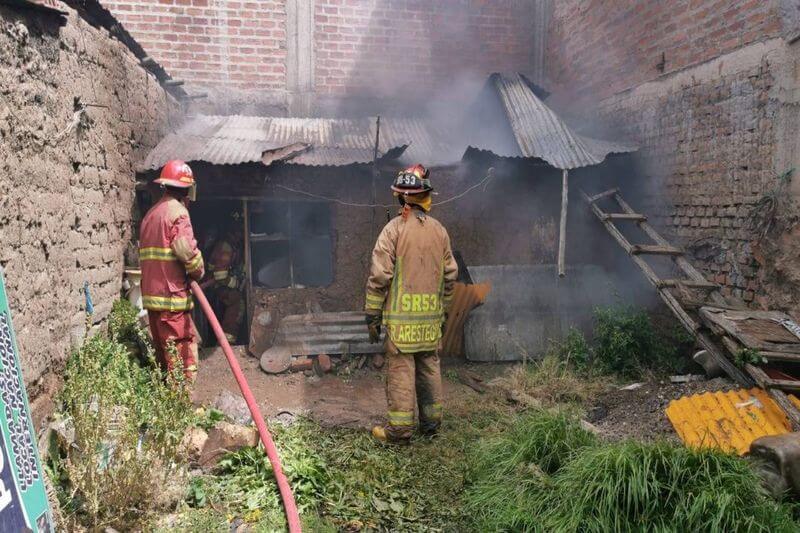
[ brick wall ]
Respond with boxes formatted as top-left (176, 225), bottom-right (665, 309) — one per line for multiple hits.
top-left (0, 6), bottom-right (179, 396)
top-left (545, 1), bottom-right (797, 311)
top-left (593, 45), bottom-right (781, 306)
top-left (102, 0), bottom-right (287, 93)
top-left (102, 0), bottom-right (538, 113)
top-left (314, 0), bottom-right (535, 101)
top-left (548, 0), bottom-right (783, 103)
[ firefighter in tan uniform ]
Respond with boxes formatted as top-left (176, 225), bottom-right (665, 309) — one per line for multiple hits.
top-left (365, 164), bottom-right (458, 443)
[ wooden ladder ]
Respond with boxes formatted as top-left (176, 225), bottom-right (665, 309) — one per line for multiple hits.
top-left (582, 188), bottom-right (800, 428)
top-left (582, 188), bottom-right (752, 381)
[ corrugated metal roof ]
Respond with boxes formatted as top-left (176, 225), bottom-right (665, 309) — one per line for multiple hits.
top-left (141, 115), bottom-right (452, 170)
top-left (477, 73), bottom-right (637, 170)
top-left (666, 388), bottom-right (800, 455)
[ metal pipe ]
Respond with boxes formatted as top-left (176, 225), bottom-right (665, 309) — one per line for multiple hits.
top-left (189, 281), bottom-right (302, 533)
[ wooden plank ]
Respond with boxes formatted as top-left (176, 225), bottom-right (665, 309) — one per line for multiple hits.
top-left (745, 364), bottom-right (800, 430)
top-left (630, 244), bottom-right (683, 255)
top-left (587, 188), bottom-right (619, 203)
top-left (558, 170), bottom-right (568, 278)
top-left (602, 213), bottom-right (647, 221)
top-left (700, 307), bottom-right (800, 353)
top-left (657, 279), bottom-right (717, 289)
top-left (755, 351), bottom-right (800, 363)
top-left (243, 199), bottom-right (252, 340)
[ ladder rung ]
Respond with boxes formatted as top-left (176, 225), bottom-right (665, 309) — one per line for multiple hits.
top-left (657, 279), bottom-right (717, 289)
top-left (631, 244), bottom-right (683, 256)
top-left (587, 188), bottom-right (619, 203)
top-left (602, 213), bottom-right (647, 221)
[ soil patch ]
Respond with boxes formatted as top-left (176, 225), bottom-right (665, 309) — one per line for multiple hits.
top-left (589, 377), bottom-right (735, 442)
top-left (192, 348), bottom-right (504, 429)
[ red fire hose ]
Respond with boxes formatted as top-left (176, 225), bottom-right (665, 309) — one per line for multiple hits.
top-left (190, 280), bottom-right (302, 533)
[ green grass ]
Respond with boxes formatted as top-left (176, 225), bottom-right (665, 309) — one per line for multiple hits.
top-left (464, 411), bottom-right (800, 533)
top-left (167, 399), bottom-right (514, 532)
top-left (464, 410), bottom-right (598, 532)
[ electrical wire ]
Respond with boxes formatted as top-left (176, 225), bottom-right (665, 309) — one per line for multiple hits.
top-left (275, 170), bottom-right (494, 208)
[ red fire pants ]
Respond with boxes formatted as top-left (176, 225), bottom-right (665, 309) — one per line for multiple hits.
top-left (148, 310), bottom-right (199, 381)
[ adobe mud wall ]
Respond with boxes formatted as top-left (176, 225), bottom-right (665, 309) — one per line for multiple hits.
top-left (0, 5), bottom-right (180, 399)
top-left (546, 1), bottom-right (800, 317)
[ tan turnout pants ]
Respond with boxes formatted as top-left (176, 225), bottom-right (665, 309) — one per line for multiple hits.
top-left (385, 345), bottom-right (443, 441)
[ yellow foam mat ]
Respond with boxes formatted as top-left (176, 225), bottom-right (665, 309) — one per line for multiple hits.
top-left (666, 388), bottom-right (800, 455)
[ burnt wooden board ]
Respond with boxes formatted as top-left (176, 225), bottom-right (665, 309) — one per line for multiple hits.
top-left (700, 307), bottom-right (800, 355)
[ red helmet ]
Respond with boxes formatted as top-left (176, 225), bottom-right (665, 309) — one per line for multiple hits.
top-left (154, 160), bottom-right (195, 189)
top-left (391, 164), bottom-right (432, 195)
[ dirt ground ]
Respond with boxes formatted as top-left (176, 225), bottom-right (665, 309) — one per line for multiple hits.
top-left (589, 377), bottom-right (735, 442)
top-left (193, 347), bottom-right (501, 430)
top-left (193, 347), bottom-right (735, 443)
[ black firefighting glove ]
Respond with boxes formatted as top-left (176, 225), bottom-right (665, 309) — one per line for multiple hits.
top-left (366, 312), bottom-right (382, 344)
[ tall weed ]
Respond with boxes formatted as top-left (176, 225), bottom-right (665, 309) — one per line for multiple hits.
top-left (593, 307), bottom-right (690, 378)
top-left (53, 300), bottom-right (194, 529)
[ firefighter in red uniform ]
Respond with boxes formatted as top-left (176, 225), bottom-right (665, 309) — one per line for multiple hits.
top-left (140, 160), bottom-right (204, 382)
top-left (206, 223), bottom-right (245, 344)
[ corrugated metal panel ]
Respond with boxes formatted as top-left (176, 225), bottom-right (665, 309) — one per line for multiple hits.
top-left (666, 388), bottom-right (800, 455)
top-left (141, 115), bottom-right (452, 170)
top-left (488, 73), bottom-right (637, 170)
top-left (269, 311), bottom-right (384, 357)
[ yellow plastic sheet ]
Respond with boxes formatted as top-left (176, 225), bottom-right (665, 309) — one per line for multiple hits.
top-left (666, 388), bottom-right (800, 455)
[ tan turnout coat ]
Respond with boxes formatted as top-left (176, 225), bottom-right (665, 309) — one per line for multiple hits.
top-left (365, 210), bottom-right (458, 353)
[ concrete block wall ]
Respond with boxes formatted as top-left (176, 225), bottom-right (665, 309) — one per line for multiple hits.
top-left (545, 1), bottom-right (800, 314)
top-left (102, 0), bottom-right (542, 114)
top-left (0, 6), bottom-right (179, 393)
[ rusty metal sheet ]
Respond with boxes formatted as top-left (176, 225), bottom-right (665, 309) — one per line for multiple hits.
top-left (141, 115), bottom-right (454, 171)
top-left (466, 73), bottom-right (637, 170)
top-left (666, 388), bottom-right (800, 455)
top-left (441, 282), bottom-right (491, 357)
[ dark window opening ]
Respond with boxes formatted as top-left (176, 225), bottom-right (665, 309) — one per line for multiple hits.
top-left (249, 200), bottom-right (333, 288)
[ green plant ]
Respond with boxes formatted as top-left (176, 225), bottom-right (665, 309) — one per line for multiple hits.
top-left (539, 441), bottom-right (798, 532)
top-left (52, 301), bottom-right (194, 530)
top-left (549, 327), bottom-right (593, 371)
top-left (593, 307), bottom-right (686, 378)
top-left (735, 347), bottom-right (767, 368)
top-left (464, 410), bottom-right (598, 531)
top-left (196, 408), bottom-right (225, 431)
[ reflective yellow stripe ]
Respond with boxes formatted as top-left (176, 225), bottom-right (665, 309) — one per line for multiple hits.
top-left (365, 291), bottom-right (385, 310)
top-left (421, 403), bottom-right (443, 421)
top-left (384, 313), bottom-right (444, 323)
top-left (142, 295), bottom-right (193, 311)
top-left (392, 341), bottom-right (438, 353)
top-left (388, 411), bottom-right (414, 426)
top-left (186, 253), bottom-right (203, 273)
top-left (213, 270), bottom-right (229, 280)
top-left (140, 247), bottom-right (176, 261)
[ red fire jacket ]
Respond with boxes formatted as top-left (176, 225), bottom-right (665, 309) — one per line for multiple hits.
top-left (139, 196), bottom-right (204, 311)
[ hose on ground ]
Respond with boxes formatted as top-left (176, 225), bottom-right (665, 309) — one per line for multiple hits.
top-left (190, 280), bottom-right (302, 533)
